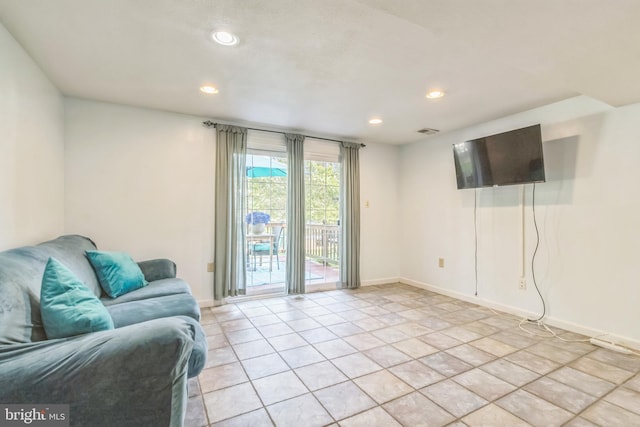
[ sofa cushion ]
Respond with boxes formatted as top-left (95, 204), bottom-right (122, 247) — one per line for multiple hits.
top-left (41, 257), bottom-right (114, 339)
top-left (106, 294), bottom-right (201, 328)
top-left (86, 251), bottom-right (148, 298)
top-left (100, 278), bottom-right (192, 307)
top-left (137, 259), bottom-right (177, 282)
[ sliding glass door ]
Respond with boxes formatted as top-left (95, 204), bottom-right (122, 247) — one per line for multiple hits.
top-left (244, 153), bottom-right (288, 295)
top-left (304, 141), bottom-right (341, 290)
top-left (240, 135), bottom-right (341, 296)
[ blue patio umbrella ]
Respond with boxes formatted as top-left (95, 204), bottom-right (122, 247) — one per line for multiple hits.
top-left (246, 155), bottom-right (287, 178)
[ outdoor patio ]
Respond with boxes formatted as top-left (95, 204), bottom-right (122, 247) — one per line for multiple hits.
top-left (245, 223), bottom-right (340, 294)
top-left (246, 257), bottom-right (340, 294)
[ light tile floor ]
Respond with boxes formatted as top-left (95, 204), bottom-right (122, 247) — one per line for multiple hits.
top-left (186, 283), bottom-right (640, 426)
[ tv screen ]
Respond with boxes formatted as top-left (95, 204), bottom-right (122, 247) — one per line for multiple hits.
top-left (453, 124), bottom-right (545, 189)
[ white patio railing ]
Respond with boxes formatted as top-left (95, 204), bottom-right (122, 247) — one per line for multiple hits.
top-left (267, 223), bottom-right (339, 265)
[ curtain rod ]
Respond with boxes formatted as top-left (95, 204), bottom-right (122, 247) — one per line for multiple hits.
top-left (202, 121), bottom-right (366, 147)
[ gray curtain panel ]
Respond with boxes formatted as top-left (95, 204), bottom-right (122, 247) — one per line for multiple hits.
top-left (340, 142), bottom-right (361, 289)
top-left (214, 124), bottom-right (248, 300)
top-left (285, 133), bottom-right (306, 294)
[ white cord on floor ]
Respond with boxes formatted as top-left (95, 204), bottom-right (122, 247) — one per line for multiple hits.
top-left (489, 308), bottom-right (640, 355)
top-left (518, 318), bottom-right (591, 342)
top-left (518, 318), bottom-right (640, 356)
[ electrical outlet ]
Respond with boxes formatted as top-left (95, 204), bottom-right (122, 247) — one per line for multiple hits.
top-left (438, 258), bottom-right (445, 268)
top-left (207, 262), bottom-right (214, 272)
top-left (519, 277), bottom-right (526, 290)
top-left (364, 200), bottom-right (370, 208)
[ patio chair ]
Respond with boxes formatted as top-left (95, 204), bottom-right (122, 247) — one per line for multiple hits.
top-left (249, 225), bottom-right (284, 271)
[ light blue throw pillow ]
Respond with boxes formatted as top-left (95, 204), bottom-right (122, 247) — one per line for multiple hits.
top-left (86, 250), bottom-right (148, 298)
top-left (41, 257), bottom-right (114, 339)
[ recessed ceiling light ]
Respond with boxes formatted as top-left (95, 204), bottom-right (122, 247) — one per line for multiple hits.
top-left (211, 31), bottom-right (239, 46)
top-left (200, 85), bottom-right (219, 94)
top-left (426, 90), bottom-right (445, 99)
top-left (369, 118), bottom-right (383, 125)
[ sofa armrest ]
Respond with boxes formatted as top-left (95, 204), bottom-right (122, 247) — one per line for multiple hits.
top-left (0, 317), bottom-right (194, 427)
top-left (137, 258), bottom-right (177, 281)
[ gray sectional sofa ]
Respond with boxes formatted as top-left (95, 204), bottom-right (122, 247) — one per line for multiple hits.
top-left (0, 235), bottom-right (207, 426)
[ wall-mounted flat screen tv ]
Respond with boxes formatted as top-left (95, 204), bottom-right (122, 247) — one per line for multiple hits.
top-left (453, 124), bottom-right (545, 189)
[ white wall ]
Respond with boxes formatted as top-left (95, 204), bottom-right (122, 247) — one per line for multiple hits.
top-left (398, 96), bottom-right (640, 347)
top-left (0, 23), bottom-right (64, 249)
top-left (360, 142), bottom-right (400, 283)
top-left (64, 99), bottom-right (215, 301)
top-left (64, 99), bottom-right (401, 302)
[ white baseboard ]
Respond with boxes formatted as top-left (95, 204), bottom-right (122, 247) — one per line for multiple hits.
top-left (399, 277), bottom-right (537, 318)
top-left (361, 277), bottom-right (401, 287)
top-left (399, 277), bottom-right (640, 352)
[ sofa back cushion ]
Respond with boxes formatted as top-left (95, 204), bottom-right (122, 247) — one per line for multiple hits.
top-left (0, 235), bottom-right (100, 344)
top-left (0, 247), bottom-right (49, 344)
top-left (38, 235), bottom-right (101, 297)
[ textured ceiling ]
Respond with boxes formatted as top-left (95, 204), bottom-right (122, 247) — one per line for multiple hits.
top-left (1, 0), bottom-right (639, 144)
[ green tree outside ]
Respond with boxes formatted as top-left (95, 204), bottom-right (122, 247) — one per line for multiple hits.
top-left (245, 156), bottom-right (340, 226)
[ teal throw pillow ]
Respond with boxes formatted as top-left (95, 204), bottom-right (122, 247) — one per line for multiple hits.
top-left (41, 257), bottom-right (114, 339)
top-left (86, 250), bottom-right (148, 298)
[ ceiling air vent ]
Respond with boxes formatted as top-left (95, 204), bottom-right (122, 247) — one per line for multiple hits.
top-left (417, 128), bottom-right (440, 135)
